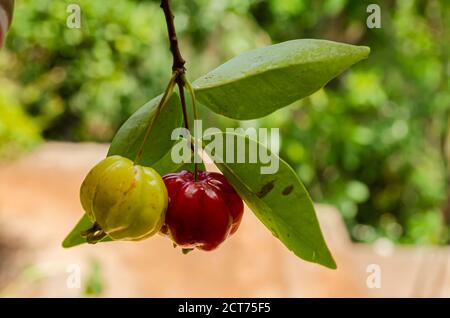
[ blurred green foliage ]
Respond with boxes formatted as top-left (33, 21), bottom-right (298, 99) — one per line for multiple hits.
top-left (1, 0), bottom-right (449, 245)
top-left (84, 259), bottom-right (103, 297)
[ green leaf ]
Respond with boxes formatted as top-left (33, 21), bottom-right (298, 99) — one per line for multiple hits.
top-left (204, 132), bottom-right (336, 268)
top-left (193, 39), bottom-right (370, 120)
top-left (63, 92), bottom-right (184, 248)
top-left (62, 214), bottom-right (112, 248)
top-left (108, 92), bottom-right (183, 165)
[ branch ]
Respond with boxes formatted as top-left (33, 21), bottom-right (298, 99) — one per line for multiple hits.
top-left (160, 0), bottom-right (199, 179)
top-left (160, 0), bottom-right (186, 75)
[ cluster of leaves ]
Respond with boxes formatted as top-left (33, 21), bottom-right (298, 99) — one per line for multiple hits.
top-left (2, 0), bottom-right (450, 246)
top-left (64, 38), bottom-right (369, 269)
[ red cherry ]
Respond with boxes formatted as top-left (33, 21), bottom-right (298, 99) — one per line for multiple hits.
top-left (162, 170), bottom-right (244, 251)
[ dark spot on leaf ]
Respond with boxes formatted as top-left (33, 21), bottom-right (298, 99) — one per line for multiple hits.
top-left (256, 180), bottom-right (275, 198)
top-left (282, 185), bottom-right (294, 196)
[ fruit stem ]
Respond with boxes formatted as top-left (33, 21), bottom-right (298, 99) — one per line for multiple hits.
top-left (183, 76), bottom-right (199, 122)
top-left (134, 71), bottom-right (178, 164)
top-left (160, 0), bottom-right (200, 181)
top-left (177, 81), bottom-right (199, 181)
top-left (183, 76), bottom-right (200, 181)
top-left (177, 82), bottom-right (191, 138)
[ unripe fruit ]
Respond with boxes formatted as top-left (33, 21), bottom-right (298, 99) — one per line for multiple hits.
top-left (80, 155), bottom-right (168, 243)
top-left (162, 170), bottom-right (244, 251)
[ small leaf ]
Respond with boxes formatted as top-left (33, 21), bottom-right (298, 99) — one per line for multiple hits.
top-left (204, 132), bottom-right (336, 268)
top-left (193, 39), bottom-right (370, 120)
top-left (62, 214), bottom-right (111, 248)
top-left (108, 92), bottom-right (183, 165)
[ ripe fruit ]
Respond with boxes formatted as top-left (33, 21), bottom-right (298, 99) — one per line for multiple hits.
top-left (162, 170), bottom-right (244, 251)
top-left (80, 155), bottom-right (168, 243)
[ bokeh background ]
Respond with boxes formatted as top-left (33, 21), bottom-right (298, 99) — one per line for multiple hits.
top-left (1, 0), bottom-right (450, 297)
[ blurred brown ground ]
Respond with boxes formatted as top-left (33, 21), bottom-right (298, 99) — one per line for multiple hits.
top-left (0, 142), bottom-right (449, 297)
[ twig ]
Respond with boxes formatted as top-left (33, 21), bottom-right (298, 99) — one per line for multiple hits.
top-left (160, 0), bottom-right (186, 75)
top-left (134, 71), bottom-right (179, 164)
top-left (183, 75), bottom-right (199, 121)
top-left (160, 0), bottom-right (199, 179)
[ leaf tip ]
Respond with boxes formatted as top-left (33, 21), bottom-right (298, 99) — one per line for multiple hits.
top-left (326, 258), bottom-right (338, 270)
top-left (357, 45), bottom-right (371, 60)
top-left (61, 239), bottom-right (72, 249)
top-left (318, 251), bottom-right (337, 269)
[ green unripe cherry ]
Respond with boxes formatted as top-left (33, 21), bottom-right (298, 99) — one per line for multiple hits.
top-left (80, 155), bottom-right (168, 243)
